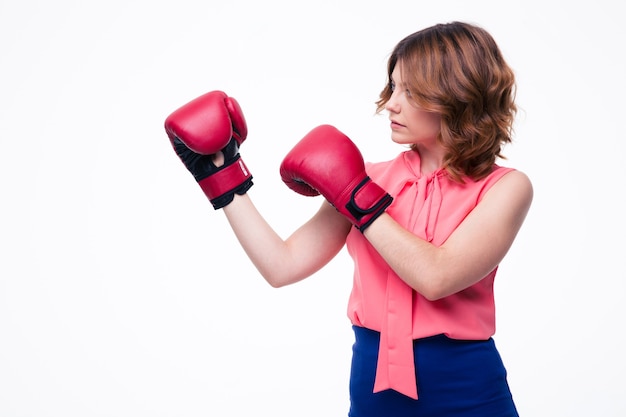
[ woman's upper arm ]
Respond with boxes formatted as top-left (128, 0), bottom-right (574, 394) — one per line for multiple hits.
top-left (223, 194), bottom-right (351, 288)
top-left (359, 170), bottom-right (532, 299)
top-left (282, 201), bottom-right (352, 282)
top-left (439, 170), bottom-right (534, 291)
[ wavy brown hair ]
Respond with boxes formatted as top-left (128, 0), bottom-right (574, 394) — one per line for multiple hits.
top-left (376, 22), bottom-right (517, 182)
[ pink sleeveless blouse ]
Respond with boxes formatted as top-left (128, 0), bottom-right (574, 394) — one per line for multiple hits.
top-left (346, 150), bottom-right (514, 399)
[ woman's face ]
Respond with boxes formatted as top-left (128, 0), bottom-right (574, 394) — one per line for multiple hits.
top-left (385, 65), bottom-right (441, 148)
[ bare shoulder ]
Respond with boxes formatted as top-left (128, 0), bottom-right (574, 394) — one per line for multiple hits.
top-left (482, 169), bottom-right (533, 224)
top-left (501, 169), bottom-right (533, 187)
top-left (493, 169), bottom-right (533, 203)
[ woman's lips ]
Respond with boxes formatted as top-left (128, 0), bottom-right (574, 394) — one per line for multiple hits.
top-left (390, 120), bottom-right (404, 129)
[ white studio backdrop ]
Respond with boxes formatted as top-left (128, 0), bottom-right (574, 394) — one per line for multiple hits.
top-left (1, 0), bottom-right (624, 416)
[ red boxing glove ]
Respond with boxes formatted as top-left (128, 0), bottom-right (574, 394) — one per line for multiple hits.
top-left (280, 125), bottom-right (393, 231)
top-left (164, 91), bottom-right (253, 209)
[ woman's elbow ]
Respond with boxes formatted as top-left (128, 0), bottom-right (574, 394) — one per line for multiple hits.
top-left (419, 286), bottom-right (448, 301)
top-left (266, 278), bottom-right (287, 289)
top-left (261, 272), bottom-right (287, 289)
top-left (262, 270), bottom-right (302, 289)
top-left (417, 274), bottom-right (457, 301)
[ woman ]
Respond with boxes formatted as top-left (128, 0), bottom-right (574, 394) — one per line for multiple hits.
top-left (165, 21), bottom-right (532, 417)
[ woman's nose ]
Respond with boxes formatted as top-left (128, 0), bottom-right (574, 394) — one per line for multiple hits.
top-left (385, 95), bottom-right (400, 113)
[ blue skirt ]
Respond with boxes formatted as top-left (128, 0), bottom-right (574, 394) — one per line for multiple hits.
top-left (349, 326), bottom-right (519, 417)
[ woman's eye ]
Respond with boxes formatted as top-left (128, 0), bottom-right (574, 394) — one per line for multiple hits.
top-left (390, 82), bottom-right (396, 91)
top-left (405, 89), bottom-right (412, 97)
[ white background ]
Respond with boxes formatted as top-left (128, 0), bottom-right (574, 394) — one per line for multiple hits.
top-left (1, 0), bottom-right (624, 416)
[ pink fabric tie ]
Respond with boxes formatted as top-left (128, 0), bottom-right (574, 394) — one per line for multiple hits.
top-left (373, 269), bottom-right (417, 398)
top-left (373, 172), bottom-right (443, 400)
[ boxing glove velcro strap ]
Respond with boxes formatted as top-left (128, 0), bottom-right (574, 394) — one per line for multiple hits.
top-left (198, 156), bottom-right (253, 209)
top-left (344, 177), bottom-right (393, 232)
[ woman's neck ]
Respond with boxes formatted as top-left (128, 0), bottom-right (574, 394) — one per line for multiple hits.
top-left (413, 145), bottom-right (445, 176)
